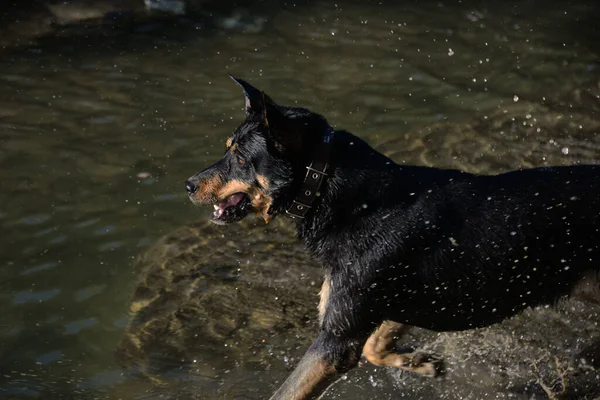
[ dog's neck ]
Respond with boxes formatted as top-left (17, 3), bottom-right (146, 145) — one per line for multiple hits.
top-left (288, 130), bottom-right (445, 261)
top-left (284, 127), bottom-right (335, 219)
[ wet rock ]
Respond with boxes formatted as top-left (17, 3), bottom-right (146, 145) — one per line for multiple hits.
top-left (120, 214), bottom-right (599, 399)
top-left (0, 0), bottom-right (233, 51)
top-left (0, 0), bottom-right (144, 49)
top-left (392, 300), bottom-right (600, 399)
top-left (45, 0), bottom-right (144, 24)
top-left (117, 218), bottom-right (321, 396)
top-left (0, 2), bottom-right (56, 49)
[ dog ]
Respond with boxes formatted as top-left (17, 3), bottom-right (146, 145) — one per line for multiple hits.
top-left (185, 76), bottom-right (600, 400)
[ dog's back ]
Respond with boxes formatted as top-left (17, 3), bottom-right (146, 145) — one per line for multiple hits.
top-left (364, 165), bottom-right (600, 331)
top-left (294, 130), bottom-right (600, 333)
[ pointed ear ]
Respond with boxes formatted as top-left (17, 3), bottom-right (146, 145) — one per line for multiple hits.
top-left (229, 75), bottom-right (272, 118)
top-left (228, 75), bottom-right (303, 155)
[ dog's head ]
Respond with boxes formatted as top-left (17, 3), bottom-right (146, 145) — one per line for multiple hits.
top-left (185, 76), bottom-right (330, 224)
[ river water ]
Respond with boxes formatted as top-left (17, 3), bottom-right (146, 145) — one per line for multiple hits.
top-left (1, 0), bottom-right (599, 399)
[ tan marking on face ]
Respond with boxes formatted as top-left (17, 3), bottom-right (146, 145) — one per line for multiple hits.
top-left (229, 143), bottom-right (238, 153)
top-left (225, 138), bottom-right (232, 148)
top-left (256, 174), bottom-right (270, 191)
top-left (251, 188), bottom-right (273, 223)
top-left (245, 174), bottom-right (273, 223)
top-left (318, 278), bottom-right (331, 325)
top-left (192, 175), bottom-right (223, 203)
top-left (217, 179), bottom-right (252, 199)
top-left (211, 177), bottom-right (274, 224)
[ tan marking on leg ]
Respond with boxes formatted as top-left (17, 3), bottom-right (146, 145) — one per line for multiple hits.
top-left (269, 350), bottom-right (339, 400)
top-left (288, 356), bottom-right (336, 400)
top-left (318, 278), bottom-right (331, 325)
top-left (225, 137), bottom-right (233, 148)
top-left (363, 320), bottom-right (438, 377)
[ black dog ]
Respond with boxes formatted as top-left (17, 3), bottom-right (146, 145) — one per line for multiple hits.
top-left (185, 76), bottom-right (600, 400)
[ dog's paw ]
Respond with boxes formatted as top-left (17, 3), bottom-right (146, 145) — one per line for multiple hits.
top-left (402, 353), bottom-right (444, 378)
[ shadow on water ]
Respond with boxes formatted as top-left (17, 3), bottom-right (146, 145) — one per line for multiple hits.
top-left (0, 0), bottom-right (599, 399)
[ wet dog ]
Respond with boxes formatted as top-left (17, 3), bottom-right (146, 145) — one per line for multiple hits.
top-left (185, 76), bottom-right (600, 400)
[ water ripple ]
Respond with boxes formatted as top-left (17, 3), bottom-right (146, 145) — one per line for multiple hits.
top-left (20, 262), bottom-right (58, 276)
top-left (93, 225), bottom-right (116, 235)
top-left (64, 318), bottom-right (98, 335)
top-left (74, 284), bottom-right (107, 302)
top-left (36, 350), bottom-right (63, 365)
top-left (20, 215), bottom-right (51, 225)
top-left (14, 289), bottom-right (61, 304)
top-left (74, 218), bottom-right (100, 228)
top-left (98, 241), bottom-right (125, 251)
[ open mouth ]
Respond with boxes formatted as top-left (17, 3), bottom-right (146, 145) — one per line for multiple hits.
top-left (211, 192), bottom-right (251, 224)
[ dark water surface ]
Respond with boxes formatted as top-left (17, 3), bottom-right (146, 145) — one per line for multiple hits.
top-left (1, 0), bottom-right (599, 398)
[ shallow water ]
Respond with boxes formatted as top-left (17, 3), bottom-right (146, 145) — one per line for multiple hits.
top-left (1, 0), bottom-right (599, 398)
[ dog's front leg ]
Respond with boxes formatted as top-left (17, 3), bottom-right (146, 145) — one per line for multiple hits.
top-left (269, 330), bottom-right (365, 400)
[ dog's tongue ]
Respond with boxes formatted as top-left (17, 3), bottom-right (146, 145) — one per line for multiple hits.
top-left (224, 193), bottom-right (245, 208)
top-left (213, 193), bottom-right (245, 219)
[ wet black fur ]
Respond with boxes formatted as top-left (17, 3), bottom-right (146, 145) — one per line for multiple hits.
top-left (230, 106), bottom-right (330, 216)
top-left (187, 77), bottom-right (600, 399)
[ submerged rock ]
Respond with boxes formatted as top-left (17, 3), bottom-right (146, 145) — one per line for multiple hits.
top-left (117, 218), bottom-right (322, 397)
top-left (119, 214), bottom-right (599, 399)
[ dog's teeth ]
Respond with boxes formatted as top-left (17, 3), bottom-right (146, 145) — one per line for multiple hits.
top-left (213, 204), bottom-right (219, 210)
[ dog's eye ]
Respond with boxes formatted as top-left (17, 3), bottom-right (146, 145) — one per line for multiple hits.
top-left (236, 155), bottom-right (246, 166)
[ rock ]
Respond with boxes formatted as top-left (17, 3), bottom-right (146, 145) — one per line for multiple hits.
top-left (393, 300), bottom-right (600, 399)
top-left (0, 2), bottom-right (56, 49)
top-left (0, 0), bottom-right (216, 51)
top-left (117, 218), bottom-right (322, 397)
top-left (45, 0), bottom-right (144, 24)
top-left (119, 214), bottom-right (600, 399)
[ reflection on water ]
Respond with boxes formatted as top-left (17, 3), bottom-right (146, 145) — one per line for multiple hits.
top-left (0, 0), bottom-right (599, 398)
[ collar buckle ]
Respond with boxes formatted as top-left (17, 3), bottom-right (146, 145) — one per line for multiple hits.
top-left (286, 128), bottom-right (334, 219)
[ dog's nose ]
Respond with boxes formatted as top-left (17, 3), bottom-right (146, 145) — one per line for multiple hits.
top-left (185, 180), bottom-right (197, 195)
